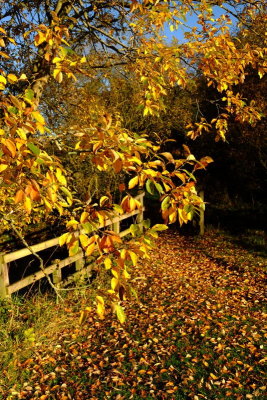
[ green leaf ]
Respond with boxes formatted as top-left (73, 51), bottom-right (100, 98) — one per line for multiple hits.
top-left (24, 88), bottom-right (35, 100)
top-left (69, 240), bottom-right (79, 256)
top-left (113, 204), bottom-right (123, 215)
top-left (36, 157), bottom-right (45, 164)
top-left (60, 186), bottom-right (73, 200)
top-left (130, 224), bottom-right (140, 237)
top-left (161, 196), bottom-right (170, 210)
top-left (81, 222), bottom-right (93, 234)
top-left (153, 224), bottom-right (168, 231)
top-left (182, 169), bottom-right (196, 181)
top-left (146, 179), bottom-right (156, 196)
top-left (27, 142), bottom-right (40, 156)
top-left (7, 106), bottom-right (18, 114)
top-left (130, 286), bottom-right (138, 300)
top-left (143, 219), bottom-right (151, 229)
top-left (60, 46), bottom-right (73, 57)
top-left (155, 182), bottom-right (164, 194)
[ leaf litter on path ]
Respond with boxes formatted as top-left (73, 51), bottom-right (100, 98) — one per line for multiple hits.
top-left (3, 230), bottom-right (266, 400)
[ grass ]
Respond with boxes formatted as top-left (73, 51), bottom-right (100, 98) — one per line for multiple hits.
top-left (0, 228), bottom-right (266, 399)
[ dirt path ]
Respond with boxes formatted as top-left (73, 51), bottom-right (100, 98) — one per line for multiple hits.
top-left (3, 231), bottom-right (266, 400)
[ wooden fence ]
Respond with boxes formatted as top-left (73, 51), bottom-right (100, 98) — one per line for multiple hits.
top-left (0, 193), bottom-right (145, 298)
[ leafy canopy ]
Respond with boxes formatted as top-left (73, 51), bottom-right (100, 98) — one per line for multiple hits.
top-left (0, 0), bottom-right (266, 320)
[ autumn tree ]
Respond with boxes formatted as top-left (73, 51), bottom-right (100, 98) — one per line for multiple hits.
top-left (0, 0), bottom-right (266, 319)
top-left (183, 13), bottom-right (267, 211)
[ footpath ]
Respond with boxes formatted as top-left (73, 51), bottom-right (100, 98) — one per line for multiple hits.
top-left (2, 230), bottom-right (266, 400)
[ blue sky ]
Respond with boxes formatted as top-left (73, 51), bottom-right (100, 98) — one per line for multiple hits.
top-left (163, 5), bottom-right (238, 43)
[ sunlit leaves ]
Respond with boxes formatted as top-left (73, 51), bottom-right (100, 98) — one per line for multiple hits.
top-left (0, 0), bottom-right (265, 327)
top-left (128, 175), bottom-right (139, 189)
top-left (59, 232), bottom-right (70, 246)
top-left (96, 295), bottom-right (105, 320)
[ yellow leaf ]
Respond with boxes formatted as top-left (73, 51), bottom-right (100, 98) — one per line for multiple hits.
top-left (129, 251), bottom-right (138, 266)
top-left (19, 73), bottom-right (27, 80)
top-left (80, 211), bottom-right (89, 224)
top-left (66, 233), bottom-right (74, 244)
top-left (52, 57), bottom-right (62, 64)
top-left (56, 168), bottom-right (67, 185)
top-left (120, 249), bottom-right (127, 260)
top-left (111, 277), bottom-right (119, 290)
top-left (34, 31), bottom-right (47, 46)
top-left (43, 198), bottom-right (53, 212)
top-left (24, 196), bottom-right (32, 214)
top-left (32, 111), bottom-right (45, 125)
top-left (66, 219), bottom-right (79, 229)
top-left (8, 37), bottom-right (16, 45)
top-left (53, 69), bottom-right (63, 83)
top-left (99, 195), bottom-right (109, 207)
top-left (79, 233), bottom-right (90, 248)
top-left (111, 268), bottom-right (119, 279)
top-left (122, 268), bottom-right (131, 279)
top-left (129, 197), bottom-right (136, 211)
top-left (0, 75), bottom-right (7, 84)
top-left (0, 51), bottom-right (9, 60)
top-left (96, 296), bottom-right (105, 319)
top-left (85, 242), bottom-right (95, 256)
top-left (16, 128), bottom-right (27, 140)
top-left (54, 202), bottom-right (63, 215)
top-left (169, 210), bottom-right (177, 223)
top-left (128, 175), bottom-right (139, 189)
top-left (210, 373), bottom-right (218, 380)
top-left (96, 211), bottom-right (105, 226)
top-left (0, 164), bottom-right (8, 172)
top-left (104, 258), bottom-right (112, 269)
top-left (7, 74), bottom-right (18, 84)
top-left (59, 232), bottom-right (69, 246)
top-left (96, 295), bottom-right (104, 305)
top-left (79, 311), bottom-right (85, 325)
top-left (115, 303), bottom-right (126, 324)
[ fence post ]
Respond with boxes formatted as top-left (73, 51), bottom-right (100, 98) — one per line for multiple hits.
top-left (75, 256), bottom-right (85, 273)
top-left (0, 254), bottom-right (10, 299)
top-left (199, 190), bottom-right (205, 236)
top-left (136, 192), bottom-right (144, 231)
top-left (52, 262), bottom-right (62, 287)
top-left (112, 220), bottom-right (120, 234)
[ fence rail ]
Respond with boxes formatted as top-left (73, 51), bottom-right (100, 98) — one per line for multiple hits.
top-left (0, 193), bottom-right (145, 298)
